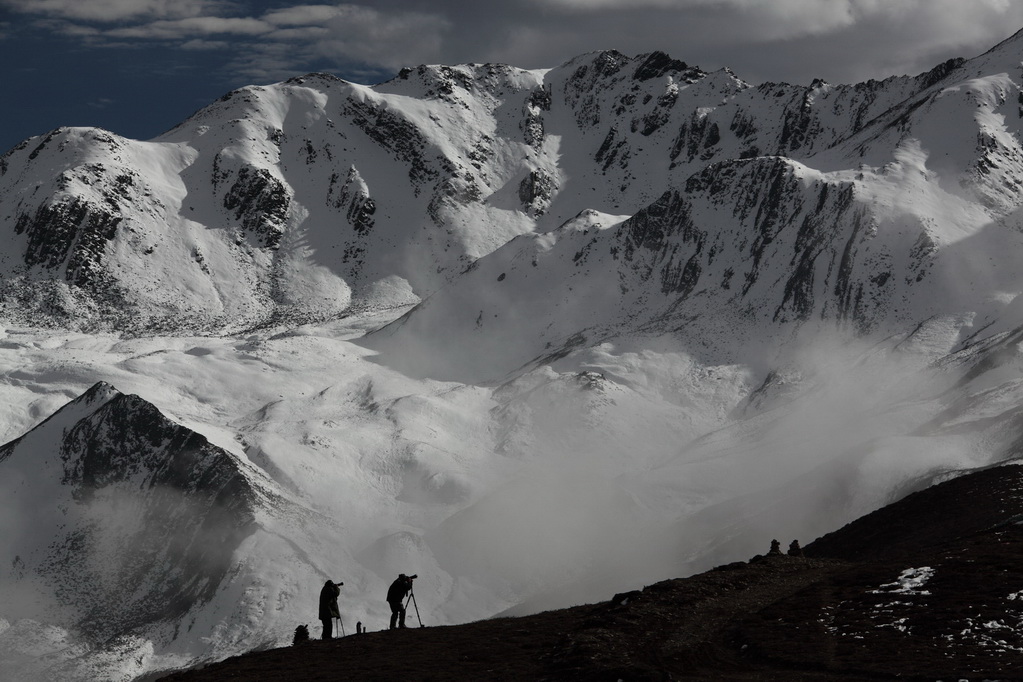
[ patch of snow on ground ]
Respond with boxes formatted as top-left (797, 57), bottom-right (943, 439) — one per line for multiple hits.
top-left (870, 567), bottom-right (935, 596)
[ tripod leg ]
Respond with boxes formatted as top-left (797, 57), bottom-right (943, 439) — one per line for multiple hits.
top-left (339, 616), bottom-right (346, 637)
top-left (411, 591), bottom-right (424, 627)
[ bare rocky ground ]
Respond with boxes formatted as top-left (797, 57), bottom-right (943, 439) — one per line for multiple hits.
top-left (156, 464), bottom-right (1023, 681)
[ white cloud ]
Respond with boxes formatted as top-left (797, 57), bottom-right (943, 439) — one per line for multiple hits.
top-left (48, 21), bottom-right (103, 38)
top-left (311, 5), bottom-right (451, 69)
top-left (106, 16), bottom-right (272, 40)
top-left (4, 0), bottom-right (450, 80)
top-left (179, 38), bottom-right (230, 50)
top-left (230, 3), bottom-right (453, 77)
top-left (265, 26), bottom-right (332, 41)
top-left (263, 4), bottom-right (343, 27)
top-left (523, 0), bottom-right (1023, 46)
top-left (0, 0), bottom-right (229, 22)
top-left (225, 40), bottom-right (305, 81)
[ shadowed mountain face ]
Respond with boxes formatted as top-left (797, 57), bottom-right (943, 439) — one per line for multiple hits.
top-left (156, 462), bottom-right (1023, 681)
top-left (0, 382), bottom-right (280, 678)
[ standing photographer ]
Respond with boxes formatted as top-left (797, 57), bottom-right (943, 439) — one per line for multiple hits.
top-left (318, 579), bottom-right (342, 640)
top-left (386, 573), bottom-right (415, 629)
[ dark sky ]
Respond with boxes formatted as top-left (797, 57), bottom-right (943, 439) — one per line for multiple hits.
top-left (3, 0), bottom-right (1023, 154)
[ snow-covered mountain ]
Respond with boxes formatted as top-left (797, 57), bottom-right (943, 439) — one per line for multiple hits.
top-left (1, 45), bottom-right (1008, 337)
top-left (7, 28), bottom-right (1023, 682)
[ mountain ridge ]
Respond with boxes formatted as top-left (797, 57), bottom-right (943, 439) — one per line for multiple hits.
top-left (1, 40), bottom-right (1013, 340)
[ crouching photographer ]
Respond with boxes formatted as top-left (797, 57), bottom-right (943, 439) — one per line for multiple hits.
top-left (386, 573), bottom-right (418, 629)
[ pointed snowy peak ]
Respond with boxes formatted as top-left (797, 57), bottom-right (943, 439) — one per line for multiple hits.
top-left (631, 50), bottom-right (704, 82)
top-left (0, 380), bottom-right (119, 462)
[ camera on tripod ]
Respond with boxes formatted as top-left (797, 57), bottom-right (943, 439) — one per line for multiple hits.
top-left (401, 574), bottom-right (424, 628)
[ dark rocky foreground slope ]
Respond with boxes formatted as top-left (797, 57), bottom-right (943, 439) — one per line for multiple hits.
top-left (156, 462), bottom-right (1023, 681)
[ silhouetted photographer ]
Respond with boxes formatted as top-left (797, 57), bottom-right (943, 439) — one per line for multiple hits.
top-left (386, 573), bottom-right (417, 629)
top-left (319, 579), bottom-right (343, 640)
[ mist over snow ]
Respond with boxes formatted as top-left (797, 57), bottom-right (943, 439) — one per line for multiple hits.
top-left (7, 32), bottom-right (1023, 681)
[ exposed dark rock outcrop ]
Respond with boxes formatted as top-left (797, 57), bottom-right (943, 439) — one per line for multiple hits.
top-left (518, 169), bottom-right (557, 218)
top-left (15, 198), bottom-right (121, 275)
top-left (222, 166), bottom-right (291, 249)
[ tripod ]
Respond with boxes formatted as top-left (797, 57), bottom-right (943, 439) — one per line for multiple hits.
top-left (404, 587), bottom-right (425, 628)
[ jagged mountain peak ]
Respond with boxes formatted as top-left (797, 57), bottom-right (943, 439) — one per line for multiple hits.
top-left (381, 61), bottom-right (547, 98)
top-left (557, 48), bottom-right (707, 83)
